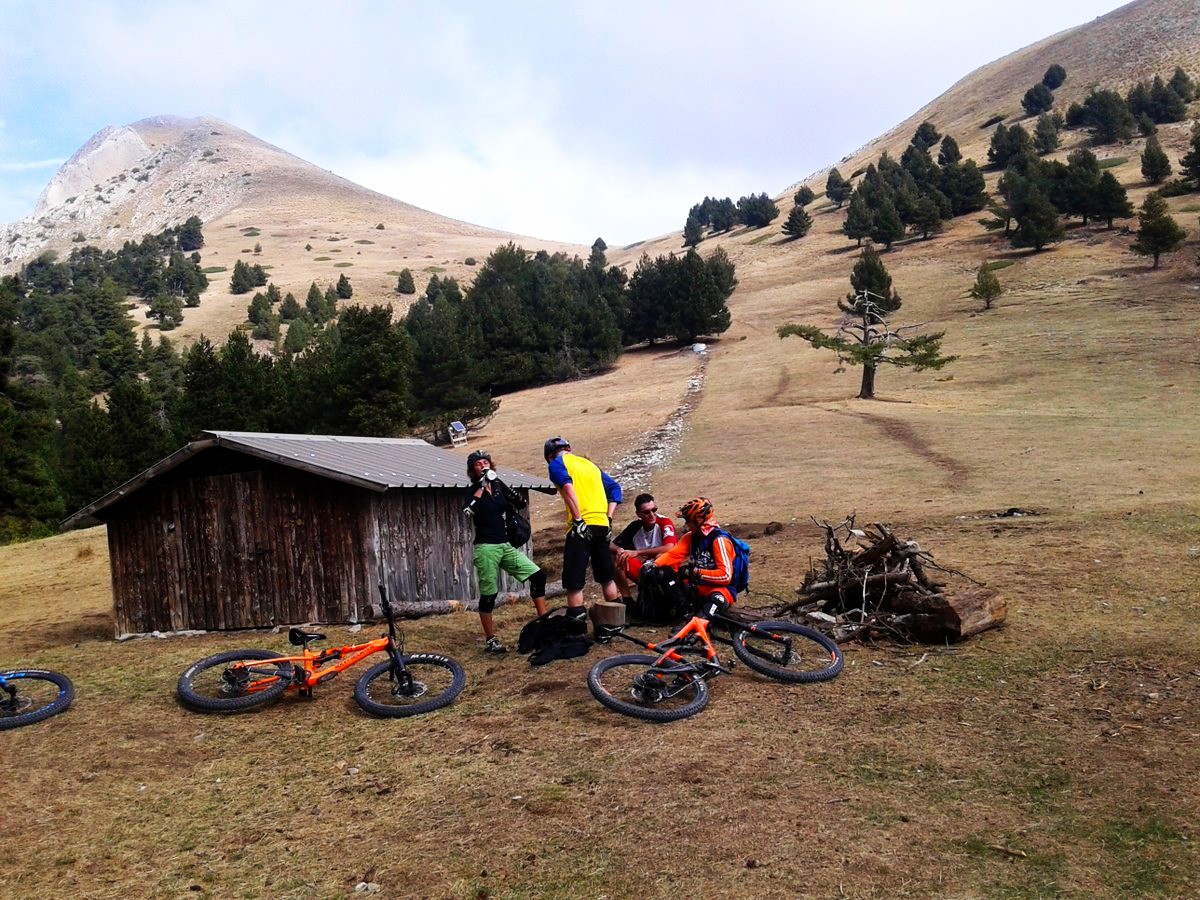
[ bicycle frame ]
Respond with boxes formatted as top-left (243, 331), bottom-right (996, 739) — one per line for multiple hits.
top-left (233, 585), bottom-right (409, 696)
top-left (601, 608), bottom-right (801, 679)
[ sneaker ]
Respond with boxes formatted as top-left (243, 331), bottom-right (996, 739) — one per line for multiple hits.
top-left (484, 635), bottom-right (508, 654)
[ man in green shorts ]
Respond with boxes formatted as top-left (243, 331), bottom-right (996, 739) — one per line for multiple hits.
top-left (464, 450), bottom-right (548, 653)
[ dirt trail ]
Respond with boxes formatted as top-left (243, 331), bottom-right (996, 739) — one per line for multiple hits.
top-left (608, 354), bottom-right (707, 493)
top-left (829, 406), bottom-right (971, 486)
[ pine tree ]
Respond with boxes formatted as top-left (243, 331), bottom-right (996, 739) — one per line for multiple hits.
top-left (280, 293), bottom-right (302, 321)
top-left (683, 214), bottom-right (704, 248)
top-left (826, 168), bottom-right (852, 207)
top-left (177, 216), bottom-right (204, 252)
top-left (969, 262), bottom-right (1004, 310)
top-left (336, 273), bottom-right (353, 299)
top-left (306, 282), bottom-right (327, 323)
top-left (1034, 114), bottom-right (1061, 155)
top-left (1169, 67), bottom-right (1197, 102)
top-left (1011, 185), bottom-right (1065, 251)
top-left (736, 192), bottom-right (780, 228)
top-left (793, 185), bottom-right (816, 207)
top-left (1131, 191), bottom-right (1186, 268)
top-left (778, 243), bottom-right (952, 400)
top-left (1022, 83), bottom-right (1055, 117)
top-left (1093, 171), bottom-right (1134, 229)
top-left (1082, 89), bottom-right (1136, 144)
top-left (937, 135), bottom-right (962, 167)
top-left (869, 197), bottom-right (905, 249)
top-left (911, 196), bottom-right (943, 239)
top-left (842, 191), bottom-right (873, 246)
top-left (324, 285), bottom-right (339, 319)
top-left (782, 204), bottom-right (813, 239)
top-left (911, 121), bottom-right (941, 152)
top-left (247, 292), bottom-right (272, 325)
top-left (845, 243), bottom-right (901, 313)
top-left (396, 268), bottom-right (416, 294)
top-left (282, 317), bottom-right (312, 354)
top-left (1179, 122), bottom-right (1200, 184)
top-left (1042, 64), bottom-right (1067, 89)
top-left (229, 259), bottom-right (255, 294)
top-left (147, 293), bottom-right (184, 329)
top-left (1141, 135), bottom-right (1172, 184)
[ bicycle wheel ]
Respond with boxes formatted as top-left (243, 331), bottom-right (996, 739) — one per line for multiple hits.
top-left (354, 653), bottom-right (466, 718)
top-left (177, 649), bottom-right (294, 713)
top-left (731, 621), bottom-right (843, 683)
top-left (0, 670), bottom-right (74, 730)
top-left (587, 653), bottom-right (710, 722)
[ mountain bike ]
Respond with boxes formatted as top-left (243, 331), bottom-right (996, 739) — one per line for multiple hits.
top-left (589, 589), bottom-right (843, 722)
top-left (0, 668), bottom-right (75, 730)
top-left (177, 585), bottom-right (466, 717)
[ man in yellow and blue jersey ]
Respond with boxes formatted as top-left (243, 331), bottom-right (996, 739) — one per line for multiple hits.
top-left (543, 436), bottom-right (622, 632)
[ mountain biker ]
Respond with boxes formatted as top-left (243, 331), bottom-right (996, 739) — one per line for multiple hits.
top-left (647, 497), bottom-right (737, 608)
top-left (609, 492), bottom-right (677, 601)
top-left (463, 450), bottom-right (548, 653)
top-left (543, 436), bottom-right (623, 633)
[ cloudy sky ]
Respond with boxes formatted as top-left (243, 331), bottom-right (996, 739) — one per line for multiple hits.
top-left (1, 1), bottom-right (1130, 245)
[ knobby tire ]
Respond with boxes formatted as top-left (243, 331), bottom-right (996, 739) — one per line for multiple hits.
top-left (0, 670), bottom-right (74, 730)
top-left (354, 653), bottom-right (466, 718)
top-left (177, 648), bottom-right (294, 713)
top-left (731, 621), bottom-right (844, 683)
top-left (587, 653), bottom-right (710, 722)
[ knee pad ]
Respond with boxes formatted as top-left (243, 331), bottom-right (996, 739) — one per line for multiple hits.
top-left (478, 592), bottom-right (498, 614)
top-left (528, 568), bottom-right (547, 599)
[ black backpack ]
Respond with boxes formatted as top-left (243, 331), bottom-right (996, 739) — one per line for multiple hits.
top-left (631, 566), bottom-right (690, 624)
top-left (517, 608), bottom-right (592, 665)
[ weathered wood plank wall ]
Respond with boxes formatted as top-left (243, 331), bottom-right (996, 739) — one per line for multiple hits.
top-left (106, 462), bottom-right (532, 635)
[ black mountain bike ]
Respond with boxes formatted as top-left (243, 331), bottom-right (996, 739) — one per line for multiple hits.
top-left (178, 585), bottom-right (466, 718)
top-left (0, 668), bottom-right (75, 730)
top-left (589, 592), bottom-right (843, 722)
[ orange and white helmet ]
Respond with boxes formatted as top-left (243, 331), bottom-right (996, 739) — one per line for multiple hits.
top-left (679, 497), bottom-right (714, 526)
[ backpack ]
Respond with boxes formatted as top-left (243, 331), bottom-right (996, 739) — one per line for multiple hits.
top-left (698, 528), bottom-right (751, 596)
top-left (632, 566), bottom-right (690, 624)
top-left (517, 608), bottom-right (592, 665)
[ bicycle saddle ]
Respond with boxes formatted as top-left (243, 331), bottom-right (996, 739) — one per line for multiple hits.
top-left (288, 627), bottom-right (327, 646)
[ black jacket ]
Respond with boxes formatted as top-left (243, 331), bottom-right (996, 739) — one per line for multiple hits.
top-left (463, 478), bottom-right (525, 545)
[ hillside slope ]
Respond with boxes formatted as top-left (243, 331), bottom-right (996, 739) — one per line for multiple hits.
top-left (480, 0), bottom-right (1200, 532)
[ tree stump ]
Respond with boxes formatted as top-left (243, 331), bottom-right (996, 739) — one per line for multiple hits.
top-left (589, 600), bottom-right (626, 632)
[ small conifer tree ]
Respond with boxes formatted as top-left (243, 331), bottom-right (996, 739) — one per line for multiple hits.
top-left (396, 269), bottom-right (416, 294)
top-left (1132, 191), bottom-right (1186, 268)
top-left (782, 204), bottom-right (813, 239)
top-left (969, 262), bottom-right (1004, 310)
top-left (1141, 135), bottom-right (1172, 184)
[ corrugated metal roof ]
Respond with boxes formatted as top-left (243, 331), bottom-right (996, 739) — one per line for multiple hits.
top-left (61, 431), bottom-right (554, 529)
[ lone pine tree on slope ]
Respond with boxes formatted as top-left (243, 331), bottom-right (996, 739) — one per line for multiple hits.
top-left (777, 243), bottom-right (955, 399)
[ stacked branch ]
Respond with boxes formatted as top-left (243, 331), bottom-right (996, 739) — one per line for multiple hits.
top-left (778, 515), bottom-right (1005, 644)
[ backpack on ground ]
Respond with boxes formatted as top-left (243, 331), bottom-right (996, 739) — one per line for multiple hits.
top-left (517, 608), bottom-right (593, 664)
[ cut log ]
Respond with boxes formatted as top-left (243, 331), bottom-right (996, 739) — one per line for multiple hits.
top-left (589, 600), bottom-right (626, 630)
top-left (886, 586), bottom-right (1006, 642)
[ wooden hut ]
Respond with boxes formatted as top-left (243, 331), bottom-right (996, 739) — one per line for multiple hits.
top-left (62, 431), bottom-right (554, 636)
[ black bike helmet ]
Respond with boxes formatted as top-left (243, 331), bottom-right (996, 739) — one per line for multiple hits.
top-left (543, 436), bottom-right (571, 461)
top-left (466, 450), bottom-right (493, 480)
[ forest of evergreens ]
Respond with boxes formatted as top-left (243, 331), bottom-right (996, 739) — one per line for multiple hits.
top-left (0, 229), bottom-right (737, 540)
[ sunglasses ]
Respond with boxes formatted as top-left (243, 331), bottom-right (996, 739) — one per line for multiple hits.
top-left (637, 507), bottom-right (657, 515)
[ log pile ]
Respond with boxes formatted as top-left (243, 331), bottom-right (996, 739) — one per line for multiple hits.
top-left (778, 516), bottom-right (1006, 644)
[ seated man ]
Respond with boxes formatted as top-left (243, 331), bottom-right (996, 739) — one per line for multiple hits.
top-left (649, 497), bottom-right (738, 608)
top-left (609, 493), bottom-right (677, 602)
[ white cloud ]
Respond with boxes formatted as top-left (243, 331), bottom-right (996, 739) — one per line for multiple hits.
top-left (0, 158), bottom-right (64, 172)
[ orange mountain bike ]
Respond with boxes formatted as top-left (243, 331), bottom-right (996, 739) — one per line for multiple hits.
top-left (589, 589), bottom-right (843, 722)
top-left (177, 585), bottom-right (465, 718)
